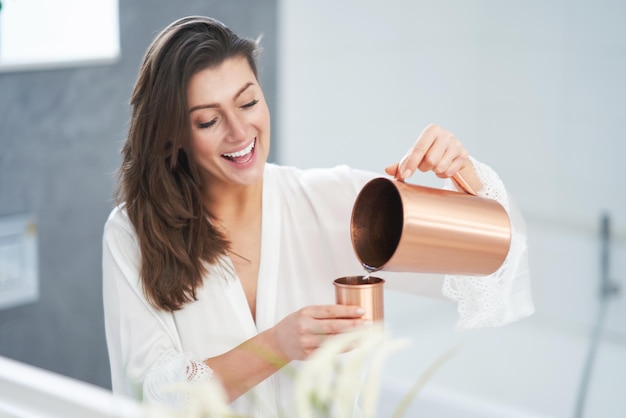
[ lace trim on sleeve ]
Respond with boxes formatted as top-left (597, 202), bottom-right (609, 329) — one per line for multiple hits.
top-left (143, 349), bottom-right (214, 408)
top-left (442, 157), bottom-right (529, 329)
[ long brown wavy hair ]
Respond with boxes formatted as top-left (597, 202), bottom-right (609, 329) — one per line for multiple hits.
top-left (115, 16), bottom-right (261, 311)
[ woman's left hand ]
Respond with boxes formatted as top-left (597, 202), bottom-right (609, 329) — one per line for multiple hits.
top-left (385, 123), bottom-right (471, 181)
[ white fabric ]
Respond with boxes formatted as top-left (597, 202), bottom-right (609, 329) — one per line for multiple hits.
top-left (442, 157), bottom-right (534, 329)
top-left (142, 349), bottom-right (213, 407)
top-left (102, 162), bottom-right (533, 416)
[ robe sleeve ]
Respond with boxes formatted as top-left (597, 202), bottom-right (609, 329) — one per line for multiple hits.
top-left (102, 208), bottom-right (213, 407)
top-left (441, 157), bottom-right (535, 329)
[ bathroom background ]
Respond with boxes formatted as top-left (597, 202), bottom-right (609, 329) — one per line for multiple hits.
top-left (0, 0), bottom-right (278, 392)
top-left (0, 0), bottom-right (624, 417)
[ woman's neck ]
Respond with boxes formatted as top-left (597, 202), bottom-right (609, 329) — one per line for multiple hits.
top-left (205, 180), bottom-right (263, 230)
top-left (205, 180), bottom-right (263, 322)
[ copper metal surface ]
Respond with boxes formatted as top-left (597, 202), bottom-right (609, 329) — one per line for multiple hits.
top-left (350, 178), bottom-right (512, 276)
top-left (451, 172), bottom-right (477, 196)
top-left (334, 276), bottom-right (385, 322)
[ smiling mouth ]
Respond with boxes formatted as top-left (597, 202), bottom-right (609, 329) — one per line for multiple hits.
top-left (221, 138), bottom-right (256, 163)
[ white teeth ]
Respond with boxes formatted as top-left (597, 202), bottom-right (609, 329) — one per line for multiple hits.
top-left (222, 139), bottom-right (255, 158)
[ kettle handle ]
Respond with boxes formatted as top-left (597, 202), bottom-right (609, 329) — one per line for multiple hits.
top-left (451, 172), bottom-right (477, 196)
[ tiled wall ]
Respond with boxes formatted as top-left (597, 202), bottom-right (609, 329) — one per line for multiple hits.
top-left (0, 0), bottom-right (277, 390)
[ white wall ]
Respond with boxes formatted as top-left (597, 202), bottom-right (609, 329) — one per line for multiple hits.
top-left (0, 0), bottom-right (120, 72)
top-left (277, 0), bottom-right (626, 326)
top-left (278, 1), bottom-right (626, 416)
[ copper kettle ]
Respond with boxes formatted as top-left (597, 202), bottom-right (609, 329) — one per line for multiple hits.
top-left (350, 175), bottom-right (511, 276)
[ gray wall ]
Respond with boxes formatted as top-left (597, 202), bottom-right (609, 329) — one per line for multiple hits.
top-left (0, 0), bottom-right (277, 390)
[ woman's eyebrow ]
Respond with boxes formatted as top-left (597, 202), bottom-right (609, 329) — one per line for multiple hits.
top-left (189, 82), bottom-right (255, 113)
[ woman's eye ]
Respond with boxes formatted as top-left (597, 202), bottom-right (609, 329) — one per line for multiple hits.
top-left (198, 119), bottom-right (217, 129)
top-left (241, 99), bottom-right (259, 109)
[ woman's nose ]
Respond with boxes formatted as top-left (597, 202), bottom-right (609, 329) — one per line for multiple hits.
top-left (225, 112), bottom-right (247, 142)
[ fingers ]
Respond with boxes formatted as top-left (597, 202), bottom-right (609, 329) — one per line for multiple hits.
top-left (387, 124), bottom-right (470, 181)
top-left (430, 139), bottom-right (468, 178)
top-left (274, 305), bottom-right (371, 361)
top-left (384, 162), bottom-right (399, 177)
top-left (296, 316), bottom-right (372, 358)
top-left (395, 124), bottom-right (437, 180)
top-left (307, 317), bottom-right (370, 336)
top-left (302, 304), bottom-right (365, 320)
top-left (300, 305), bottom-right (369, 335)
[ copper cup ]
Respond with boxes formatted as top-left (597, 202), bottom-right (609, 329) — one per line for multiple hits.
top-left (351, 177), bottom-right (512, 276)
top-left (334, 276), bottom-right (385, 322)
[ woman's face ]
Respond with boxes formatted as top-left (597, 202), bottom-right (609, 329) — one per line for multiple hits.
top-left (186, 56), bottom-right (270, 192)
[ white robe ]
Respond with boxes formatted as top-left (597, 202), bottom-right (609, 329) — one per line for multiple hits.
top-left (102, 162), bottom-right (534, 416)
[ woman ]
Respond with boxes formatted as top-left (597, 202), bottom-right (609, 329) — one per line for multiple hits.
top-left (102, 15), bottom-right (533, 416)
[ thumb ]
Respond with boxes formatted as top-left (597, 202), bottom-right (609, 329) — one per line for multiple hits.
top-left (384, 163), bottom-right (399, 177)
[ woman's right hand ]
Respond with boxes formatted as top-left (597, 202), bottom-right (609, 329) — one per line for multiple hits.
top-left (271, 305), bottom-right (369, 361)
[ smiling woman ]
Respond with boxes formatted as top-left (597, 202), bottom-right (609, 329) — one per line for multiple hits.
top-left (186, 57), bottom-right (270, 189)
top-left (102, 15), bottom-right (533, 418)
